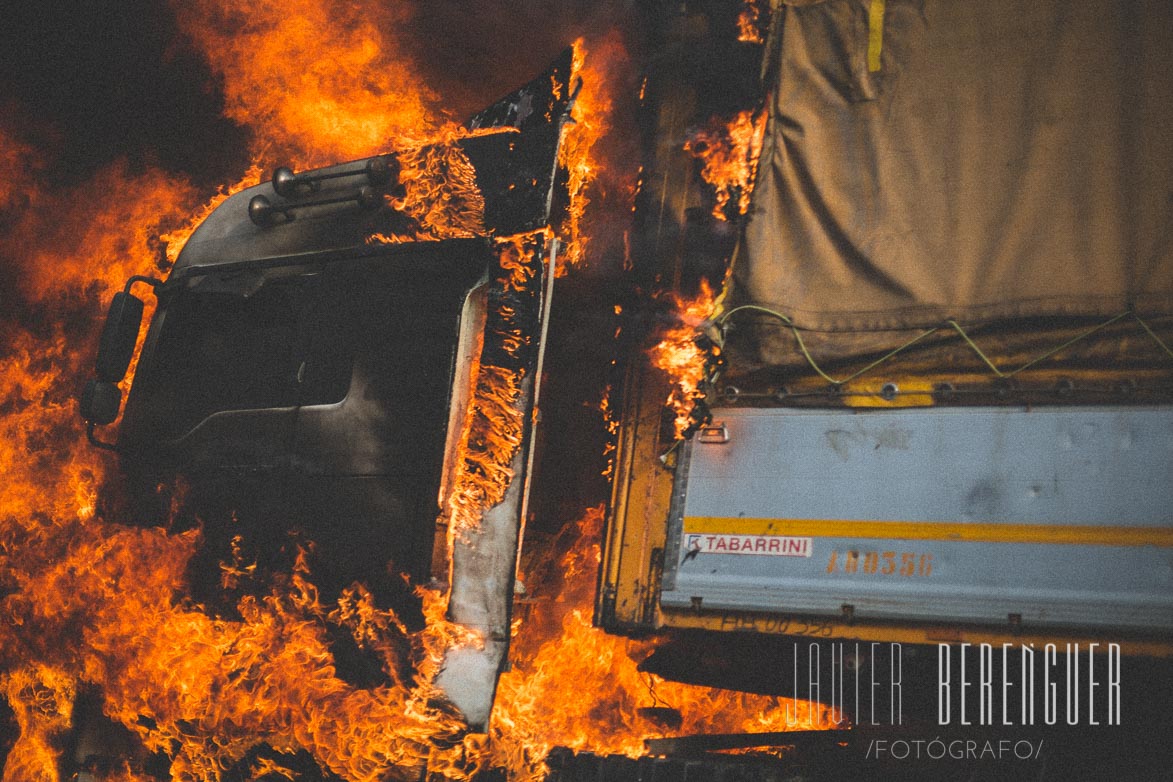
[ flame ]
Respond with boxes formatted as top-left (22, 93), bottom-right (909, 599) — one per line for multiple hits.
top-left (443, 367), bottom-right (526, 539)
top-left (0, 665), bottom-right (76, 782)
top-left (737, 0), bottom-right (767, 45)
top-left (0, 127), bottom-right (209, 542)
top-left (391, 136), bottom-right (487, 240)
top-left (173, 0), bottom-right (440, 168)
top-left (177, 0), bottom-right (494, 247)
top-left (0, 127), bottom-right (43, 215)
top-left (10, 165), bottom-right (196, 304)
top-left (0, 8), bottom-right (822, 781)
top-left (4, 19), bottom-right (595, 775)
top-left (556, 40), bottom-right (600, 270)
top-left (81, 531), bottom-right (475, 781)
top-left (370, 129), bottom-right (493, 244)
top-left (1, 515), bottom-right (478, 781)
top-left (649, 281), bottom-right (719, 438)
top-left (442, 234), bottom-right (543, 543)
top-left (684, 109), bottom-right (767, 222)
top-left (556, 34), bottom-right (636, 272)
top-left (486, 508), bottom-right (839, 781)
top-left (599, 385), bottom-right (619, 479)
top-left (0, 57), bottom-right (485, 782)
top-left (0, 116), bottom-right (496, 782)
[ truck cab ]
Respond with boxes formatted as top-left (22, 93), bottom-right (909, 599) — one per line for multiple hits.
top-left (79, 51), bottom-right (576, 730)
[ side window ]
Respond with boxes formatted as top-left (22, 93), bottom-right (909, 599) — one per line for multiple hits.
top-left (129, 247), bottom-right (482, 447)
top-left (138, 273), bottom-right (353, 440)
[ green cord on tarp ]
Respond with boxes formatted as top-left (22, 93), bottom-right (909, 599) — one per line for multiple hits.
top-left (712, 305), bottom-right (1173, 387)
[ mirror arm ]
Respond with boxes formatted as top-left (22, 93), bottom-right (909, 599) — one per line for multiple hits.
top-left (124, 276), bottom-right (162, 295)
top-left (86, 422), bottom-right (119, 453)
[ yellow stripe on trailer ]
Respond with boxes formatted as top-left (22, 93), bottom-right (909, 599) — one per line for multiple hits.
top-left (683, 517), bottom-right (1173, 548)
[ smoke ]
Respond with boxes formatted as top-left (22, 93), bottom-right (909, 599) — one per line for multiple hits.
top-left (407, 1), bottom-right (640, 119)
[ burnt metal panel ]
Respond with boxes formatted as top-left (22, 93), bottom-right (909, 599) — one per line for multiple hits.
top-left (465, 48), bottom-right (574, 235)
top-left (461, 124), bottom-right (566, 236)
top-left (438, 237), bottom-right (557, 730)
top-left (467, 48), bottom-right (573, 133)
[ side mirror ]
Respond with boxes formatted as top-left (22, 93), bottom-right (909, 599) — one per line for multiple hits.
top-left (80, 379), bottom-right (122, 425)
top-left (96, 291), bottom-right (144, 383)
top-left (81, 276), bottom-right (160, 452)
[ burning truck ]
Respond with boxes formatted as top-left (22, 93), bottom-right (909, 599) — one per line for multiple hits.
top-left (54, 0), bottom-right (1173, 779)
top-left (80, 51), bottom-right (579, 740)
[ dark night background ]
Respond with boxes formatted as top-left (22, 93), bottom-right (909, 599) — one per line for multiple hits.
top-left (1, 2), bottom-right (247, 189)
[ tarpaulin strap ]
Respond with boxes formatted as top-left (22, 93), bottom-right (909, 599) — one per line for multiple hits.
top-left (712, 306), bottom-right (1173, 386)
top-left (945, 313), bottom-right (1130, 378)
top-left (867, 0), bottom-right (886, 72)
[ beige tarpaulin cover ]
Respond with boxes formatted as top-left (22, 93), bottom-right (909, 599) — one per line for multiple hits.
top-left (732, 0), bottom-right (1173, 364)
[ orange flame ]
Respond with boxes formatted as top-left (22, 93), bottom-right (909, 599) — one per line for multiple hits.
top-left (556, 35), bottom-right (635, 272)
top-left (80, 530), bottom-right (476, 781)
top-left (737, 0), bottom-right (767, 45)
top-left (486, 508), bottom-right (839, 780)
top-left (2, 516), bottom-right (485, 780)
top-left (0, 8), bottom-right (819, 782)
top-left (173, 0), bottom-right (440, 168)
top-left (12, 164), bottom-right (197, 304)
top-left (0, 127), bottom-right (43, 215)
top-left (684, 109), bottom-right (767, 222)
top-left (370, 129), bottom-right (495, 245)
top-left (649, 281), bottom-right (718, 438)
top-left (599, 385), bottom-right (619, 480)
top-left (177, 0), bottom-right (495, 248)
top-left (0, 52), bottom-right (486, 782)
top-left (443, 233), bottom-right (544, 544)
top-left (0, 665), bottom-right (76, 782)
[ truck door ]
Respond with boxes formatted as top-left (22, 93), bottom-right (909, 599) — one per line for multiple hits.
top-left (117, 270), bottom-right (309, 605)
top-left (286, 242), bottom-right (488, 609)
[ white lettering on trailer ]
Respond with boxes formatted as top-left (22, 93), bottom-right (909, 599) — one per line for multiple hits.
top-left (685, 533), bottom-right (813, 557)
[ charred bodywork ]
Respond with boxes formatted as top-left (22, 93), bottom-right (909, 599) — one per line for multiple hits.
top-left (81, 50), bottom-right (576, 729)
top-left (120, 239), bottom-right (490, 606)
